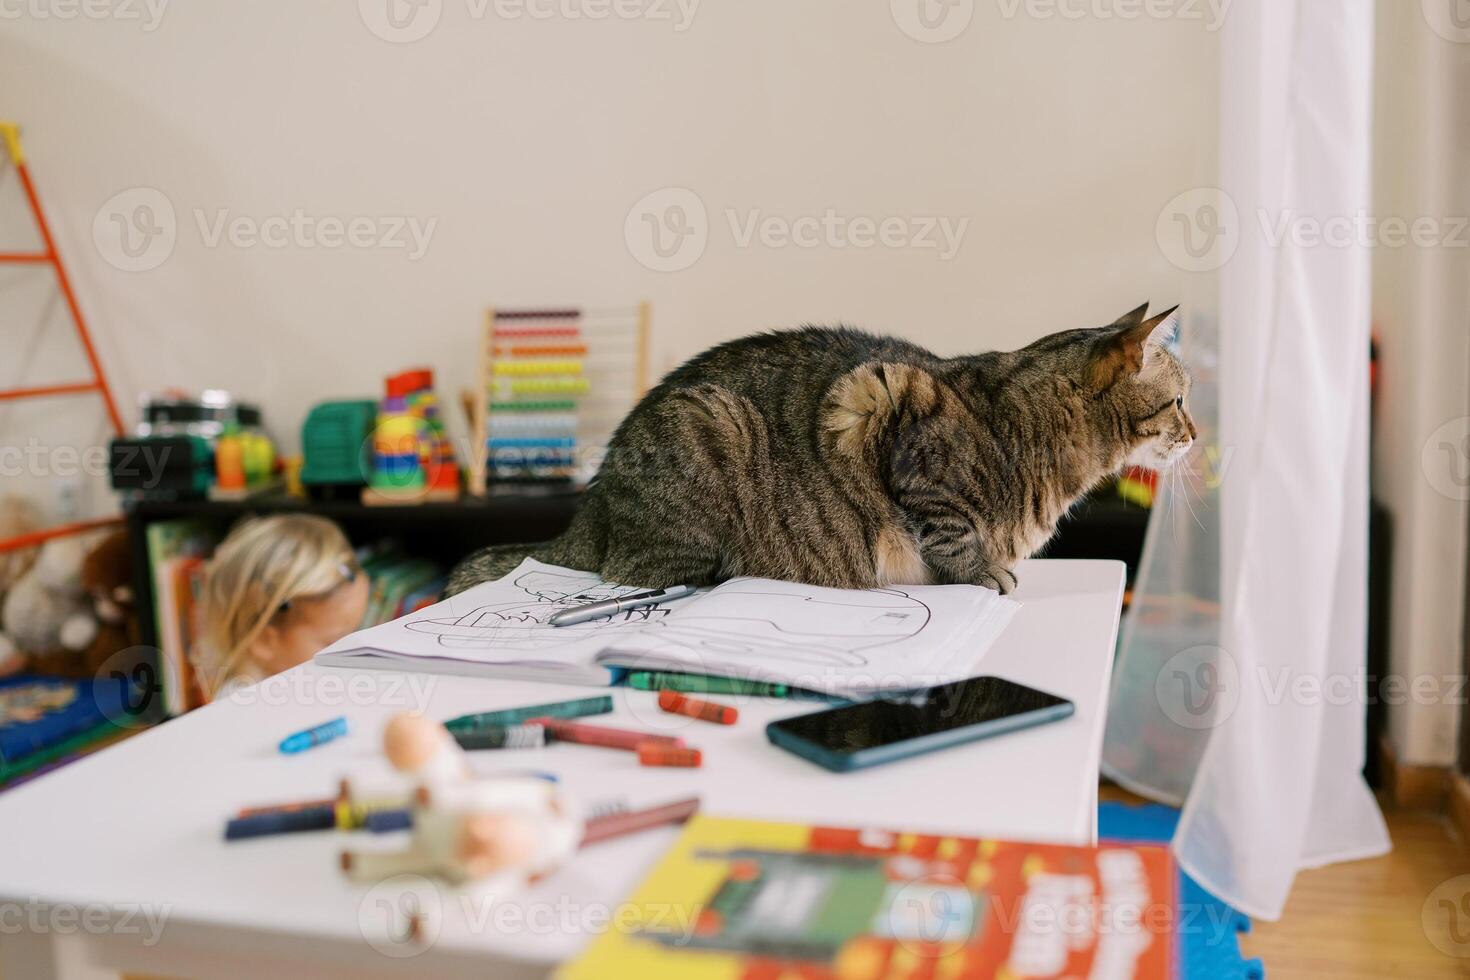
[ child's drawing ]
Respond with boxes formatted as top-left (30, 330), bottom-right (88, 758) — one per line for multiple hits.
top-left (405, 566), bottom-right (670, 651)
top-left (620, 581), bottom-right (932, 667)
top-left (406, 568), bottom-right (933, 668)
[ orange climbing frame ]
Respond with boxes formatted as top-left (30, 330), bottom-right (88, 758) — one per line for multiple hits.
top-left (0, 121), bottom-right (125, 554)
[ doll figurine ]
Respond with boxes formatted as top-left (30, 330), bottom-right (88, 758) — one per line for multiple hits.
top-left (341, 713), bottom-right (581, 888)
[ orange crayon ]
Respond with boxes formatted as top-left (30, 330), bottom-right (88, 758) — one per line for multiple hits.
top-left (637, 742), bottom-right (703, 768)
top-left (657, 689), bottom-right (738, 725)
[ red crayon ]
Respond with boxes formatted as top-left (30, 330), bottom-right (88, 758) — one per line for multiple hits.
top-left (581, 796), bottom-right (702, 846)
top-left (236, 796), bottom-right (339, 819)
top-left (657, 689), bottom-right (738, 725)
top-left (535, 718), bottom-right (684, 753)
top-left (637, 742), bottom-right (703, 768)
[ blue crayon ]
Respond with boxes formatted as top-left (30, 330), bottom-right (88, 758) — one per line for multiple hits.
top-left (278, 716), bottom-right (349, 754)
top-left (225, 805), bottom-right (337, 840)
top-left (365, 808), bottom-right (414, 833)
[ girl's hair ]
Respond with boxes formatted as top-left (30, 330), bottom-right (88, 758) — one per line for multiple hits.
top-left (195, 514), bottom-right (356, 696)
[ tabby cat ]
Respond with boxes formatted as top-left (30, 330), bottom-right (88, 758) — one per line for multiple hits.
top-left (448, 303), bottom-right (1194, 596)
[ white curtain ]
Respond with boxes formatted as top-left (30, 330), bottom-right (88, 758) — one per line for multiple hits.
top-left (1104, 0), bottom-right (1390, 921)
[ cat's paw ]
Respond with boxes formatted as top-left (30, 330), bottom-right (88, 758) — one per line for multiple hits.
top-left (975, 564), bottom-right (1018, 595)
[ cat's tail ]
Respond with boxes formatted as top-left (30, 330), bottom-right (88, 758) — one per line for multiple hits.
top-left (444, 494), bottom-right (610, 596)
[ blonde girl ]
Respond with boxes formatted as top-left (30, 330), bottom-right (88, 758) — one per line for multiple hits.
top-left (195, 514), bottom-right (369, 697)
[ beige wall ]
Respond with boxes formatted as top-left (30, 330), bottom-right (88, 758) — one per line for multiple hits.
top-left (1371, 0), bottom-right (1470, 767)
top-left (0, 0), bottom-right (1218, 522)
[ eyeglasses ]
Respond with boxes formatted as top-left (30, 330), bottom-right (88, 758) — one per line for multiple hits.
top-left (276, 560), bottom-right (360, 617)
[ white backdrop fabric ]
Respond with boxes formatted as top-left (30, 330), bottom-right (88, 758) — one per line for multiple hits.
top-left (1103, 0), bottom-right (1390, 922)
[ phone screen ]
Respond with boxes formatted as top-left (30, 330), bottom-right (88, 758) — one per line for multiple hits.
top-left (770, 676), bottom-right (1071, 754)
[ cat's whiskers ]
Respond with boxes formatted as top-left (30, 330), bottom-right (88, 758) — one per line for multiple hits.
top-left (1173, 450), bottom-right (1207, 533)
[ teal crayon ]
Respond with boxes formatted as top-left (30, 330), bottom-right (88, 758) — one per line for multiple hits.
top-left (278, 716), bottom-right (348, 754)
top-left (445, 695), bottom-right (613, 733)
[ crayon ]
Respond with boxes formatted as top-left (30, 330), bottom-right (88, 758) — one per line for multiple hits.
top-left (278, 716), bottom-right (349, 754)
top-left (236, 796), bottom-right (339, 818)
top-left (365, 808), bottom-right (414, 833)
top-left (445, 695), bottom-right (613, 733)
top-left (225, 801), bottom-right (397, 840)
top-left (627, 671), bottom-right (791, 698)
top-left (535, 718), bottom-right (684, 753)
top-left (581, 797), bottom-right (701, 846)
top-left (583, 798), bottom-right (630, 822)
top-left (452, 723), bottom-right (549, 750)
top-left (636, 743), bottom-right (702, 768)
top-left (226, 805), bottom-right (337, 840)
top-left (657, 690), bottom-right (738, 725)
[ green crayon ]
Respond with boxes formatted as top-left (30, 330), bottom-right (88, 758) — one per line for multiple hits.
top-left (445, 695), bottom-right (613, 733)
top-left (626, 671), bottom-right (791, 698)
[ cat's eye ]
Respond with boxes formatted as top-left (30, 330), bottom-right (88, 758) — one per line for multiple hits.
top-left (1175, 394), bottom-right (1184, 409)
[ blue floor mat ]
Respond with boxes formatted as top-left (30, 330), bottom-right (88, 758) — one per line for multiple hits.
top-left (1098, 802), bottom-right (1264, 980)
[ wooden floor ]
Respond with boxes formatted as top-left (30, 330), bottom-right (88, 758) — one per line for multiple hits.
top-left (1103, 785), bottom-right (1470, 978)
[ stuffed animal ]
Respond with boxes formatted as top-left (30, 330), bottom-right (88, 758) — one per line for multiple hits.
top-left (0, 496), bottom-right (43, 676)
top-left (340, 713), bottom-right (581, 888)
top-left (74, 530), bottom-right (140, 678)
top-left (0, 534), bottom-right (103, 679)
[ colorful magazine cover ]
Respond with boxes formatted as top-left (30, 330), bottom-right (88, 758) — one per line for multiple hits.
top-left (561, 815), bottom-right (1176, 980)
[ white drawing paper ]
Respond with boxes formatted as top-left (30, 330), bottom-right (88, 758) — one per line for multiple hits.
top-left (315, 558), bottom-right (1018, 695)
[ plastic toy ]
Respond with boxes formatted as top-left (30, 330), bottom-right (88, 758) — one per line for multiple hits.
top-left (340, 713), bottom-right (580, 887)
top-left (361, 369), bottom-right (461, 504)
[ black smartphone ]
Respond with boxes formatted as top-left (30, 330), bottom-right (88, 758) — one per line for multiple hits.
top-left (765, 675), bottom-right (1074, 772)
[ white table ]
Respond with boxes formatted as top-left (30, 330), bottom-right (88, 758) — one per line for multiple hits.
top-left (0, 559), bottom-right (1124, 980)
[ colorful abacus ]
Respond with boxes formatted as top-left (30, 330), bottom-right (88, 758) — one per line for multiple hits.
top-left (470, 304), bottom-right (650, 494)
top-left (362, 368), bottom-right (462, 504)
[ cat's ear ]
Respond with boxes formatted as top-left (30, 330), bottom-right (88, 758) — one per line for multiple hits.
top-left (1109, 302), bottom-right (1151, 329)
top-left (1089, 304), bottom-right (1180, 388)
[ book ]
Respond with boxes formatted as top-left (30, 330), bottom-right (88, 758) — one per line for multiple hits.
top-left (560, 814), bottom-right (1177, 980)
top-left (145, 519), bottom-right (220, 716)
top-left (314, 558), bottom-right (1017, 696)
top-left (0, 675), bottom-right (137, 783)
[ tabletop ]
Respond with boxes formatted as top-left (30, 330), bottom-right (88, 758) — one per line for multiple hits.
top-left (0, 559), bottom-right (1125, 980)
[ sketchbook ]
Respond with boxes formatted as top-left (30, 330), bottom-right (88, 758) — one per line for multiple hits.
top-left (313, 558), bottom-right (1018, 696)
